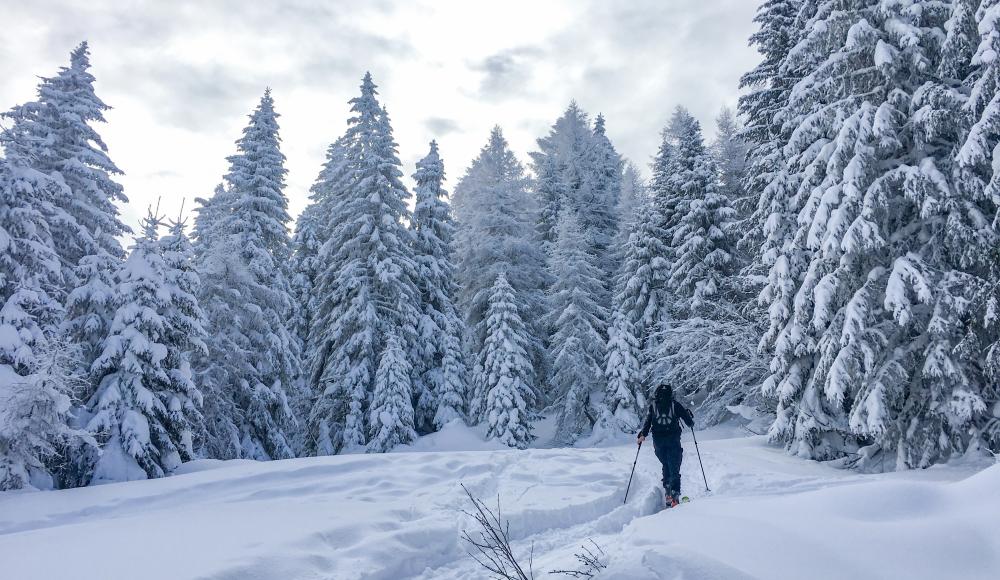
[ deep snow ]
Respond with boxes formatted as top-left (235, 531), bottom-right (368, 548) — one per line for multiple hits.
top-left (0, 422), bottom-right (996, 580)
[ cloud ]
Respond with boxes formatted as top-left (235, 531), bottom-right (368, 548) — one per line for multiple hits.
top-left (0, 0), bottom-right (764, 233)
top-left (424, 117), bottom-right (461, 137)
top-left (471, 46), bottom-right (545, 101)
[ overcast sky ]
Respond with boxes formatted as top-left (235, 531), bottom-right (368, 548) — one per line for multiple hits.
top-left (1, 0), bottom-right (762, 232)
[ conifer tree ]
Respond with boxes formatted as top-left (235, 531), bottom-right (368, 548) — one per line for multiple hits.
top-left (0, 156), bottom-right (81, 490)
top-left (664, 108), bottom-right (736, 312)
top-left (580, 114), bottom-right (623, 277)
top-left (411, 141), bottom-right (467, 430)
top-left (481, 273), bottom-right (534, 449)
top-left (87, 210), bottom-right (205, 483)
top-left (195, 90), bottom-right (297, 460)
top-left (759, 1), bottom-right (996, 467)
top-left (531, 102), bottom-right (592, 246)
top-left (308, 74), bottom-right (421, 454)
top-left (368, 332), bottom-right (417, 452)
top-left (1, 42), bottom-right (129, 283)
top-left (2, 43), bottom-right (130, 436)
top-left (548, 210), bottom-right (609, 443)
top-left (603, 202), bottom-right (670, 429)
top-left (454, 127), bottom-right (549, 417)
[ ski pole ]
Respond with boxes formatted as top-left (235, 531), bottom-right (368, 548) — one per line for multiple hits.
top-left (623, 439), bottom-right (642, 504)
top-left (690, 427), bottom-right (710, 493)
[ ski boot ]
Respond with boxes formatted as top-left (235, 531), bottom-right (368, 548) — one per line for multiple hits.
top-left (664, 493), bottom-right (680, 509)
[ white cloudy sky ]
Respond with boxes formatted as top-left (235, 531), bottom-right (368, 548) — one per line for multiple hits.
top-left (1, 0), bottom-right (762, 232)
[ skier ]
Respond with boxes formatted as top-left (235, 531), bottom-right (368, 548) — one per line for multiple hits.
top-left (637, 383), bottom-right (694, 508)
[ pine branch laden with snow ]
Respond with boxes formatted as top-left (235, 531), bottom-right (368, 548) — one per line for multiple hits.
top-left (547, 209), bottom-right (609, 444)
top-left (480, 273), bottom-right (535, 449)
top-left (410, 141), bottom-right (469, 433)
top-left (306, 74), bottom-right (421, 454)
top-left (454, 127), bottom-right (549, 418)
top-left (193, 90), bottom-right (297, 461)
top-left (86, 210), bottom-right (206, 484)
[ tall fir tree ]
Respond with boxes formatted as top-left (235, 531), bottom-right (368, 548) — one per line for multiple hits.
top-left (531, 102), bottom-right (592, 246)
top-left (654, 109), bottom-right (766, 424)
top-left (307, 74), bottom-right (421, 454)
top-left (87, 210), bottom-right (205, 483)
top-left (453, 127), bottom-right (549, 418)
top-left (194, 90), bottom-right (297, 461)
top-left (480, 273), bottom-right (534, 449)
top-left (410, 141), bottom-right (467, 430)
top-left (664, 108), bottom-right (736, 313)
top-left (580, 113), bottom-right (623, 278)
top-left (603, 202), bottom-right (670, 430)
top-left (548, 210), bottom-right (609, 443)
top-left (2, 43), bottom-right (130, 439)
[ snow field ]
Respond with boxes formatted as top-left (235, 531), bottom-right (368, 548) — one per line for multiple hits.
top-left (0, 428), bottom-right (996, 580)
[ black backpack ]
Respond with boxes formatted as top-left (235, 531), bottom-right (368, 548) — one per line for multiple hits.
top-left (652, 396), bottom-right (680, 431)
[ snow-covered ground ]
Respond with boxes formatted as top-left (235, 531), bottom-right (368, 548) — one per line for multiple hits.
top-left (1, 422), bottom-right (996, 580)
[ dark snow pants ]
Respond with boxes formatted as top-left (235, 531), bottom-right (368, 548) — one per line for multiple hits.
top-left (652, 435), bottom-right (683, 496)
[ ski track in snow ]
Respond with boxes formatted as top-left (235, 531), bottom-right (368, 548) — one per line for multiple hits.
top-left (0, 430), bottom-right (996, 580)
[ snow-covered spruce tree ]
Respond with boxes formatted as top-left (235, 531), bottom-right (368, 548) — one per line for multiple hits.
top-left (760, 1), bottom-right (996, 468)
top-left (603, 202), bottom-right (670, 431)
top-left (481, 273), bottom-right (534, 449)
top-left (714, 107), bottom-right (751, 213)
top-left (0, 156), bottom-right (84, 490)
top-left (368, 332), bottom-right (417, 452)
top-left (2, 43), bottom-right (130, 436)
top-left (453, 127), bottom-right (549, 420)
top-left (531, 102), bottom-right (591, 246)
top-left (159, 215), bottom-right (209, 453)
top-left (192, 184), bottom-right (233, 252)
top-left (958, 0), bottom-right (1000, 453)
top-left (87, 210), bottom-right (205, 483)
top-left (663, 108), bottom-right (735, 313)
top-left (307, 74), bottom-right (421, 454)
top-left (652, 108), bottom-right (767, 424)
top-left (548, 210), bottom-right (609, 444)
top-left (411, 141), bottom-right (468, 431)
top-left (1, 42), bottom-right (129, 285)
top-left (739, 0), bottom-right (811, 362)
top-left (195, 90), bottom-right (297, 461)
top-left (298, 135), bottom-right (349, 361)
top-left (580, 114), bottom-right (623, 278)
top-left (616, 162), bottom-right (647, 236)
top-left (290, 204), bottom-right (322, 359)
top-left (531, 104), bottom-right (621, 283)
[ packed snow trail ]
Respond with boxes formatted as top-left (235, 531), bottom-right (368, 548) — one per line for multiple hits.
top-left (0, 424), bottom-right (996, 580)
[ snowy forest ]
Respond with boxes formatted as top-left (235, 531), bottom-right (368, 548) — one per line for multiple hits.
top-left (5, 0), bottom-right (1000, 492)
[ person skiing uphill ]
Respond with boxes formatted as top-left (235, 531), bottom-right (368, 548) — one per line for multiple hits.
top-left (637, 383), bottom-right (694, 508)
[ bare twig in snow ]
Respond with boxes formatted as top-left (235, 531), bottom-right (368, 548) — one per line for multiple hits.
top-left (549, 539), bottom-right (608, 578)
top-left (460, 483), bottom-right (535, 580)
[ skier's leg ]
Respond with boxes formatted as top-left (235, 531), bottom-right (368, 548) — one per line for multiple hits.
top-left (652, 438), bottom-right (670, 490)
top-left (668, 441), bottom-right (684, 497)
